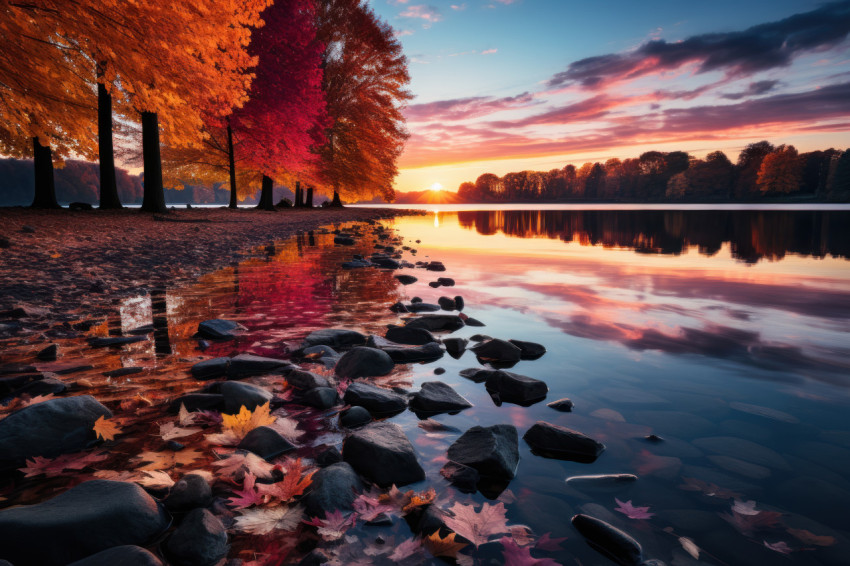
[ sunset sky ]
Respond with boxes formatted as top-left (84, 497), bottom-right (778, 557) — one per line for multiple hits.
top-left (370, 0), bottom-right (850, 193)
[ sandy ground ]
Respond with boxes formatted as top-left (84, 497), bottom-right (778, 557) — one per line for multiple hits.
top-left (0, 206), bottom-right (409, 320)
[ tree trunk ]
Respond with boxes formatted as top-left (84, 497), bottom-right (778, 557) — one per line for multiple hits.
top-left (227, 120), bottom-right (237, 209)
top-left (257, 175), bottom-right (276, 211)
top-left (294, 181), bottom-right (302, 207)
top-left (97, 82), bottom-right (121, 209)
top-left (330, 189), bottom-right (343, 207)
top-left (140, 111), bottom-right (167, 213)
top-left (31, 137), bottom-right (60, 209)
top-left (305, 186), bottom-right (313, 208)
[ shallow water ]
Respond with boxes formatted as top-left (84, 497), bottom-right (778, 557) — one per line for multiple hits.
top-left (2, 209), bottom-right (849, 565)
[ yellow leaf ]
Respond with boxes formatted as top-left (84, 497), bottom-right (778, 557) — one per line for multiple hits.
top-left (92, 415), bottom-right (121, 441)
top-left (221, 402), bottom-right (276, 439)
top-left (424, 532), bottom-right (468, 558)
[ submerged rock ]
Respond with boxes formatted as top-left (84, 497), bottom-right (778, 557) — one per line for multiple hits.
top-left (197, 319), bottom-right (244, 339)
top-left (447, 424), bottom-right (519, 479)
top-left (484, 370), bottom-right (548, 405)
top-left (0, 395), bottom-right (111, 472)
top-left (36, 344), bottom-right (58, 361)
top-left (342, 382), bottom-right (407, 416)
top-left (524, 422), bottom-right (605, 462)
top-left (0, 480), bottom-right (170, 566)
top-left (238, 426), bottom-right (295, 460)
top-left (386, 325), bottom-right (436, 345)
top-left (343, 422), bottom-right (425, 487)
top-left (571, 514), bottom-right (643, 566)
top-left (300, 387), bottom-right (339, 410)
top-left (409, 381), bottom-right (473, 415)
top-left (335, 347), bottom-right (395, 378)
top-left (405, 314), bottom-right (465, 332)
top-left (302, 328), bottom-right (367, 349)
top-left (440, 461), bottom-right (480, 493)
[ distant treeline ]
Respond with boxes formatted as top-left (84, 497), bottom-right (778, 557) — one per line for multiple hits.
top-left (0, 158), bottom-right (305, 206)
top-left (456, 142), bottom-right (850, 203)
top-left (456, 209), bottom-right (850, 264)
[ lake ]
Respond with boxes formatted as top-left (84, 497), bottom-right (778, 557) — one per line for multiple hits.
top-left (1, 207), bottom-right (849, 565)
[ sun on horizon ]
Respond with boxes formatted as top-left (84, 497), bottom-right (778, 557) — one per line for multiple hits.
top-left (428, 182), bottom-right (443, 192)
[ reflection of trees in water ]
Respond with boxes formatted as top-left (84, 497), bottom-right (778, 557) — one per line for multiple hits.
top-left (457, 210), bottom-right (850, 263)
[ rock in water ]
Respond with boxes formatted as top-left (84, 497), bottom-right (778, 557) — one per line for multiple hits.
top-left (440, 461), bottom-right (480, 493)
top-left (304, 462), bottom-right (364, 517)
top-left (547, 398), bottom-right (574, 412)
top-left (571, 514), bottom-right (643, 566)
top-left (343, 422), bottom-right (425, 487)
top-left (438, 297), bottom-right (457, 311)
top-left (342, 382), bottom-right (407, 416)
top-left (237, 426), bottom-right (295, 460)
top-left (483, 370), bottom-right (548, 405)
top-left (382, 342), bottom-right (445, 364)
top-left (67, 546), bottom-right (163, 566)
top-left (166, 508), bottom-right (228, 566)
top-left (300, 387), bottom-right (339, 409)
top-left (386, 325), bottom-right (436, 345)
top-left (226, 354), bottom-right (292, 378)
top-left (508, 339), bottom-right (547, 360)
top-left (340, 406), bottom-right (373, 428)
top-left (204, 381), bottom-right (273, 414)
top-left (470, 339), bottom-right (522, 363)
top-left (36, 344), bottom-right (58, 361)
top-left (405, 314), bottom-right (465, 332)
top-left (395, 274), bottom-right (418, 285)
top-left (409, 381), bottom-right (473, 415)
top-left (443, 337), bottom-right (468, 358)
top-left (164, 473), bottom-right (213, 512)
top-left (523, 421), bottom-right (605, 462)
top-left (0, 480), bottom-right (170, 566)
top-left (284, 369), bottom-right (332, 391)
top-left (190, 357), bottom-right (230, 380)
top-left (197, 319), bottom-right (244, 339)
top-left (302, 329), bottom-right (367, 349)
top-left (0, 395), bottom-right (111, 472)
top-left (447, 424), bottom-right (519, 479)
top-left (335, 347), bottom-right (395, 378)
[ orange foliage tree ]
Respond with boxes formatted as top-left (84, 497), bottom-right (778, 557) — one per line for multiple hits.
top-left (315, 0), bottom-right (411, 205)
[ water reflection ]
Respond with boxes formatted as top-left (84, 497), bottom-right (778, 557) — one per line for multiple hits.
top-left (457, 209), bottom-right (850, 263)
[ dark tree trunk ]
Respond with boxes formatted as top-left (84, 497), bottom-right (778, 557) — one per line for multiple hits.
top-left (97, 82), bottom-right (121, 209)
top-left (257, 175), bottom-right (276, 211)
top-left (305, 186), bottom-right (313, 208)
top-left (227, 120), bottom-right (237, 209)
top-left (140, 111), bottom-right (167, 213)
top-left (294, 181), bottom-right (302, 207)
top-left (31, 137), bottom-right (60, 209)
top-left (330, 189), bottom-right (343, 207)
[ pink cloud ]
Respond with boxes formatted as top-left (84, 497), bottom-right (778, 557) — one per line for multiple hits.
top-left (481, 48), bottom-right (498, 55)
top-left (399, 5), bottom-right (443, 23)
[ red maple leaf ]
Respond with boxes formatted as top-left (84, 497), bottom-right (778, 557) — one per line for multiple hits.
top-left (500, 537), bottom-right (561, 566)
top-left (228, 472), bottom-right (264, 509)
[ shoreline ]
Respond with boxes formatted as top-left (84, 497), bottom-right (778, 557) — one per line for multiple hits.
top-left (0, 207), bottom-right (414, 320)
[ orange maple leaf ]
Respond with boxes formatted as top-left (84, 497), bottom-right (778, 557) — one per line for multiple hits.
top-left (93, 415), bottom-right (121, 441)
top-left (257, 458), bottom-right (314, 503)
top-left (402, 487), bottom-right (436, 513)
top-left (424, 531), bottom-right (468, 558)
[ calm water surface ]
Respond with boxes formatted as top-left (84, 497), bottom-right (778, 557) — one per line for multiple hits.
top-left (2, 208), bottom-right (849, 565)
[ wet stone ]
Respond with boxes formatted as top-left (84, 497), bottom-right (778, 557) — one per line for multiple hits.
top-left (437, 277), bottom-right (455, 286)
top-left (315, 446), bottom-right (343, 467)
top-left (335, 347), bottom-right (395, 379)
top-left (405, 314), bottom-right (465, 332)
top-left (547, 398), bottom-right (574, 412)
top-left (426, 261), bottom-right (446, 271)
top-left (340, 405), bottom-right (373, 428)
top-left (470, 339), bottom-right (522, 363)
top-left (165, 508), bottom-right (228, 566)
top-left (483, 370), bottom-right (548, 405)
top-left (447, 424), bottom-right (519, 480)
top-left (438, 297), bottom-right (457, 310)
top-left (36, 344), bottom-right (58, 361)
top-left (343, 422), bottom-right (425, 487)
top-left (168, 393), bottom-right (224, 413)
top-left (443, 337), bottom-right (468, 358)
top-left (302, 328), bottom-right (367, 349)
top-left (383, 342), bottom-right (445, 364)
top-left (571, 514), bottom-right (643, 566)
top-left (386, 325), bottom-right (436, 345)
top-left (304, 462), bottom-right (364, 517)
top-left (226, 354), bottom-right (292, 378)
top-left (395, 274), bottom-right (418, 285)
top-left (300, 387), bottom-right (339, 409)
top-left (389, 301), bottom-right (409, 313)
top-left (508, 339), bottom-right (546, 360)
top-left (197, 319), bottom-right (244, 339)
top-left (238, 426), bottom-right (295, 460)
top-left (405, 302), bottom-right (441, 313)
top-left (0, 480), bottom-right (170, 566)
top-left (409, 381), bottom-right (473, 415)
top-left (285, 369), bottom-right (331, 390)
top-left (464, 317), bottom-right (486, 327)
top-left (102, 367), bottom-right (144, 378)
top-left (202, 381), bottom-right (273, 414)
top-left (454, 296), bottom-right (465, 310)
top-left (164, 473), bottom-right (213, 512)
top-left (440, 461), bottom-right (480, 493)
top-left (190, 357), bottom-right (230, 380)
top-left (342, 383), bottom-right (407, 416)
top-left (523, 421), bottom-right (606, 463)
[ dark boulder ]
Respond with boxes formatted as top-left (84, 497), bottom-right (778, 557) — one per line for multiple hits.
top-left (284, 369), bottom-right (331, 391)
top-left (300, 387), bottom-right (339, 409)
top-left (386, 325), bottom-right (436, 345)
top-left (523, 422), bottom-right (605, 463)
top-left (389, 302), bottom-right (409, 313)
top-left (204, 381), bottom-right (272, 414)
top-left (383, 342), bottom-right (444, 364)
top-left (464, 317), bottom-right (485, 327)
top-left (0, 480), bottom-right (170, 566)
top-left (446, 424), bottom-right (519, 480)
top-left (67, 546), bottom-right (163, 566)
top-left (190, 357), bottom-right (230, 380)
top-left (443, 337), bottom-right (468, 358)
top-left (197, 319), bottom-right (244, 340)
top-left (454, 296), bottom-right (465, 311)
top-left (405, 302), bottom-right (441, 313)
top-left (0, 395), bottom-right (111, 472)
top-left (164, 473), bottom-right (212, 512)
top-left (304, 462), bottom-right (364, 517)
top-left (395, 274), bottom-right (418, 285)
top-left (342, 383), bottom-right (407, 416)
top-left (437, 277), bottom-right (455, 286)
top-left (437, 297), bottom-right (456, 311)
top-left (168, 394), bottom-right (224, 414)
top-left (343, 422), bottom-right (425, 487)
top-left (372, 257), bottom-right (400, 269)
top-left (335, 347), bottom-right (394, 379)
top-left (339, 406), bottom-right (372, 428)
top-left (36, 344), bottom-right (58, 361)
top-left (315, 446), bottom-right (343, 467)
top-left (409, 381), bottom-right (473, 415)
top-left (7, 375), bottom-right (67, 399)
top-left (426, 262), bottom-right (446, 272)
top-left (302, 329), bottom-right (367, 349)
top-left (405, 314), bottom-right (464, 332)
top-left (440, 461), bottom-right (480, 493)
top-left (226, 354), bottom-right (291, 378)
top-left (470, 339), bottom-right (522, 363)
top-left (508, 339), bottom-right (547, 360)
top-left (237, 426), bottom-right (295, 460)
top-left (547, 398), bottom-right (574, 412)
top-left (165, 508), bottom-right (228, 566)
top-left (459, 368), bottom-right (488, 383)
top-left (299, 346), bottom-right (340, 369)
top-left (571, 514), bottom-right (643, 566)
top-left (334, 236), bottom-right (355, 246)
top-left (484, 370), bottom-right (548, 405)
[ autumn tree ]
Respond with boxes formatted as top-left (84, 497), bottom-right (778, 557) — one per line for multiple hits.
top-left (758, 145), bottom-right (803, 194)
top-left (315, 0), bottom-right (411, 205)
top-left (734, 140), bottom-right (774, 199)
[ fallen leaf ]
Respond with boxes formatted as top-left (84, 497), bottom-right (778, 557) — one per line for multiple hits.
top-left (93, 415), bottom-right (121, 441)
top-left (19, 451), bottom-right (108, 478)
top-left (402, 487), bottom-right (436, 513)
top-left (444, 501), bottom-right (510, 548)
top-left (679, 476), bottom-right (741, 500)
top-left (235, 505), bottom-right (305, 535)
top-left (257, 458), bottom-right (313, 502)
top-left (719, 510), bottom-right (783, 535)
top-left (353, 493), bottom-right (396, 522)
top-left (423, 532), bottom-right (468, 558)
top-left (131, 449), bottom-right (203, 471)
top-left (614, 498), bottom-right (655, 520)
top-left (304, 509), bottom-right (357, 541)
top-left (228, 472), bottom-right (263, 509)
top-left (509, 525), bottom-right (534, 546)
top-left (679, 537), bottom-right (700, 559)
top-left (159, 422), bottom-right (201, 441)
top-left (787, 528), bottom-right (836, 547)
top-left (136, 470), bottom-right (175, 490)
top-left (222, 402), bottom-right (276, 440)
top-left (499, 536), bottom-right (560, 566)
top-left (535, 533), bottom-right (567, 552)
top-left (212, 452), bottom-right (276, 480)
top-left (21, 394), bottom-right (55, 407)
top-left (764, 540), bottom-right (793, 554)
top-left (389, 537), bottom-right (423, 562)
top-left (177, 403), bottom-right (196, 426)
top-left (732, 499), bottom-right (760, 516)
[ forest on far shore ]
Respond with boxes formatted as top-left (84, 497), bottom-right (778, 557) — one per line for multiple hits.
top-left (445, 142), bottom-right (850, 203)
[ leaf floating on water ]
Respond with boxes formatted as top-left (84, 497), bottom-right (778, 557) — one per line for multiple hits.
top-left (353, 492), bottom-right (396, 522)
top-left (212, 451), bottom-right (275, 480)
top-left (731, 499), bottom-right (760, 516)
top-left (679, 476), bottom-right (742, 500)
top-left (499, 536), bottom-right (560, 566)
top-left (534, 533), bottom-right (567, 552)
top-left (159, 422), bottom-right (201, 441)
top-left (132, 449), bottom-right (203, 471)
top-left (92, 415), bottom-right (121, 441)
top-left (786, 528), bottom-right (836, 547)
top-left (257, 458), bottom-right (313, 502)
top-left (235, 504), bottom-right (305, 535)
top-left (228, 472), bottom-right (263, 509)
top-left (221, 402), bottom-right (276, 440)
top-left (19, 451), bottom-right (108, 478)
top-left (136, 470), bottom-right (175, 490)
top-left (764, 540), bottom-right (793, 554)
top-left (614, 498), bottom-right (655, 520)
top-left (389, 537), bottom-right (423, 562)
top-left (402, 487), bottom-right (436, 513)
top-left (508, 525), bottom-right (535, 546)
top-left (679, 536), bottom-right (700, 559)
top-left (21, 394), bottom-right (55, 407)
top-left (719, 509), bottom-right (783, 535)
top-left (423, 532), bottom-right (468, 558)
top-left (304, 509), bottom-right (357, 541)
top-left (444, 501), bottom-right (510, 548)
top-left (177, 403), bottom-right (196, 426)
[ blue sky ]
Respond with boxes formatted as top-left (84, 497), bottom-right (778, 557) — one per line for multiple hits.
top-left (369, 1), bottom-right (850, 192)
